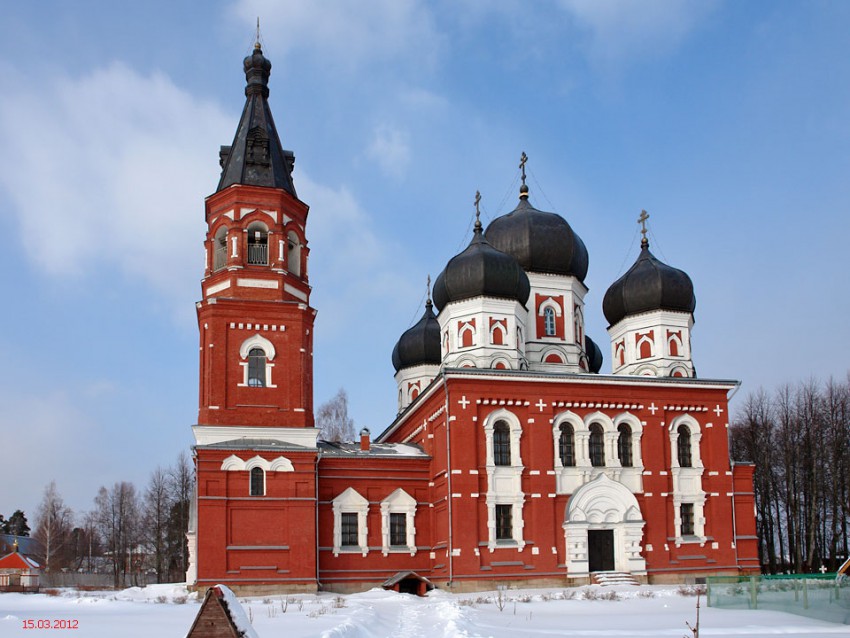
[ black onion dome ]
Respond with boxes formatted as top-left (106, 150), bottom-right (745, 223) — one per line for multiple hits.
top-left (433, 222), bottom-right (531, 311)
top-left (391, 300), bottom-right (441, 372)
top-left (484, 188), bottom-right (589, 281)
top-left (584, 335), bottom-right (603, 374)
top-left (602, 242), bottom-right (696, 327)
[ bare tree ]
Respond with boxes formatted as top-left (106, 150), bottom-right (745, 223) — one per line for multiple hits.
top-left (167, 451), bottom-right (193, 581)
top-left (143, 467), bottom-right (170, 583)
top-left (33, 481), bottom-right (73, 572)
top-left (731, 374), bottom-right (850, 573)
top-left (94, 482), bottom-right (140, 588)
top-left (316, 388), bottom-right (356, 442)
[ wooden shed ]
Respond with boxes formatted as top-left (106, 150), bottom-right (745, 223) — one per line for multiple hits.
top-left (186, 584), bottom-right (260, 638)
top-left (382, 571), bottom-right (434, 596)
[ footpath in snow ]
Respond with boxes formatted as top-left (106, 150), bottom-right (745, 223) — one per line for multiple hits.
top-left (1, 583), bottom-right (848, 637)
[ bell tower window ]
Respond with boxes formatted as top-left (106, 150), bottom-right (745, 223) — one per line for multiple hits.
top-left (213, 227), bottom-right (227, 271)
top-left (247, 222), bottom-right (268, 265)
top-left (247, 348), bottom-right (267, 387)
top-left (287, 231), bottom-right (301, 276)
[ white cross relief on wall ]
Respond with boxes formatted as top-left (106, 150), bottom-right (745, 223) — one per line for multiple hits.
top-left (713, 405), bottom-right (724, 417)
top-left (536, 399), bottom-right (546, 412)
top-left (458, 396), bottom-right (470, 410)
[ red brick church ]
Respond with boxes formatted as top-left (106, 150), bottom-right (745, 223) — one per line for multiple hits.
top-left (186, 43), bottom-right (759, 594)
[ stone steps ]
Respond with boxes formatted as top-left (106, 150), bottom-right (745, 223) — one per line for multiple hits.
top-left (591, 571), bottom-right (640, 587)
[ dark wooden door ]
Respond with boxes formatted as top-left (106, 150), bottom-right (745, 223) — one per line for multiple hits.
top-left (588, 529), bottom-right (615, 572)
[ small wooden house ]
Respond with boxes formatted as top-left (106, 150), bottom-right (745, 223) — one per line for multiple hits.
top-left (0, 542), bottom-right (40, 593)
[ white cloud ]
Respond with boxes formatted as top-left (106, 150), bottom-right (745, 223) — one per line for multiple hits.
top-left (558, 0), bottom-right (717, 65)
top-left (366, 125), bottom-right (412, 178)
top-left (231, 0), bottom-right (443, 72)
top-left (0, 62), bottom-right (232, 312)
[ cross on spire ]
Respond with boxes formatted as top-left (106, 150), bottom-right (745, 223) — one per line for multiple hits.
top-left (255, 17), bottom-right (261, 50)
top-left (519, 151), bottom-right (528, 186)
top-left (474, 190), bottom-right (482, 231)
top-left (426, 274), bottom-right (432, 304)
top-left (638, 209), bottom-right (650, 248)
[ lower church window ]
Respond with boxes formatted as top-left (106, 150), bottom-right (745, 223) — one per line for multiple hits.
top-left (341, 512), bottom-right (359, 547)
top-left (249, 467), bottom-right (264, 496)
top-left (589, 423), bottom-right (605, 467)
top-left (680, 503), bottom-right (695, 536)
top-left (495, 504), bottom-right (513, 540)
top-left (389, 513), bottom-right (406, 547)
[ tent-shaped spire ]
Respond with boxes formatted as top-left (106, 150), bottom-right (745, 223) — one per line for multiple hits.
top-left (217, 42), bottom-right (297, 197)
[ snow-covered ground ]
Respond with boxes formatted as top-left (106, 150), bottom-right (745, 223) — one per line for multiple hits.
top-left (1, 583), bottom-right (847, 637)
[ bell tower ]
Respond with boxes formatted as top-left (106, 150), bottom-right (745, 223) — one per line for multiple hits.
top-left (196, 41), bottom-right (316, 429)
top-left (188, 42), bottom-right (321, 593)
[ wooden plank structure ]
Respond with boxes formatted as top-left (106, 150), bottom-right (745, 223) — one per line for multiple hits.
top-left (186, 585), bottom-right (259, 638)
top-left (382, 571), bottom-right (433, 596)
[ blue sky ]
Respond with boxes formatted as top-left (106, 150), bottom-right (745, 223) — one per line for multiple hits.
top-left (1, 1), bottom-right (848, 520)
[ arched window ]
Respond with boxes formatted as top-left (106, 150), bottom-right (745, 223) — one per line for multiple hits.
top-left (461, 326), bottom-right (474, 348)
top-left (617, 424), bottom-right (633, 467)
top-left (677, 425), bottom-right (692, 467)
top-left (247, 222), bottom-right (268, 265)
top-left (247, 348), bottom-right (267, 387)
top-left (249, 467), bottom-right (264, 496)
top-left (213, 227), bottom-right (228, 271)
top-left (287, 231), bottom-right (301, 276)
top-left (493, 421), bottom-right (511, 466)
top-left (638, 338), bottom-right (653, 359)
top-left (559, 423), bottom-right (575, 467)
top-left (544, 307), bottom-right (556, 336)
top-left (668, 337), bottom-right (680, 357)
top-left (589, 423), bottom-right (605, 467)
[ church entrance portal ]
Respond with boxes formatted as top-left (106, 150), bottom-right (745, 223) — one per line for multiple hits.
top-left (587, 529), bottom-right (615, 572)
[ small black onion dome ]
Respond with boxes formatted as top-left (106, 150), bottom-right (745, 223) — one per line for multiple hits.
top-left (584, 335), bottom-right (603, 374)
top-left (602, 241), bottom-right (696, 327)
top-left (244, 43), bottom-right (272, 97)
top-left (432, 221), bottom-right (531, 311)
top-left (484, 187), bottom-right (589, 281)
top-left (391, 300), bottom-right (441, 372)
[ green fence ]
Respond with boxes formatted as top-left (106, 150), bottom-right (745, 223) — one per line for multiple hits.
top-left (707, 574), bottom-right (850, 625)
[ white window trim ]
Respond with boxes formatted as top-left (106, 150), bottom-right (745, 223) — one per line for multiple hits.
top-left (380, 489), bottom-right (417, 556)
top-left (332, 488), bottom-right (369, 556)
top-left (483, 409), bottom-right (525, 550)
top-left (669, 414), bottom-right (706, 543)
top-left (489, 320), bottom-right (507, 345)
top-left (238, 334), bottom-right (277, 388)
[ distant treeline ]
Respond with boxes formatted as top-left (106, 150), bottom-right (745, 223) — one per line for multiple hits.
top-left (731, 376), bottom-right (850, 573)
top-left (3, 452), bottom-right (193, 588)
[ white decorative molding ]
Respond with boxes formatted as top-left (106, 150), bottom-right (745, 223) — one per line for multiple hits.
top-left (562, 473), bottom-right (647, 577)
top-left (380, 488), bottom-right (417, 556)
top-left (237, 278), bottom-right (279, 289)
top-left (219, 454), bottom-right (295, 472)
top-left (333, 488), bottom-right (369, 557)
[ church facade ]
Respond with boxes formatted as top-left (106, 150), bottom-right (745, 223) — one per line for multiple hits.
top-left (186, 45), bottom-right (759, 594)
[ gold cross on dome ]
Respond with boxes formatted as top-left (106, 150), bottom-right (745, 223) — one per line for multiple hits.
top-left (638, 209), bottom-right (650, 244)
top-left (519, 151), bottom-right (528, 186)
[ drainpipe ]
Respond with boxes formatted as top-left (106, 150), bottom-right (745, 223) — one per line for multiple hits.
top-left (441, 369), bottom-right (454, 589)
top-left (315, 448), bottom-right (322, 591)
